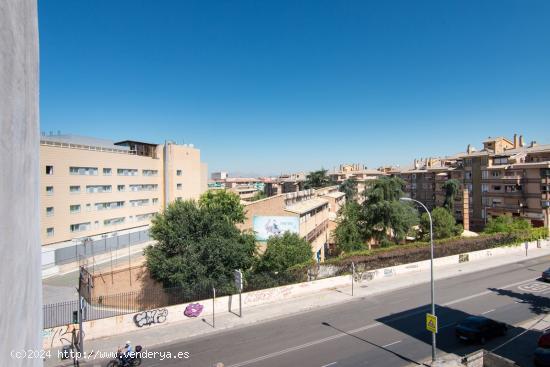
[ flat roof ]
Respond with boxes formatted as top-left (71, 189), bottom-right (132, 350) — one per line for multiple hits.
top-left (41, 134), bottom-right (130, 151)
top-left (114, 139), bottom-right (158, 147)
top-left (285, 197), bottom-right (329, 215)
top-left (323, 191), bottom-right (346, 199)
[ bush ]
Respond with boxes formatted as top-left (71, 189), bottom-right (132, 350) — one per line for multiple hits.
top-left (323, 228), bottom-right (543, 272)
top-left (484, 215), bottom-right (532, 234)
top-left (419, 207), bottom-right (462, 240)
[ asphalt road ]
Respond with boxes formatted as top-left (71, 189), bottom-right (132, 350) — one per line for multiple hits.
top-left (132, 256), bottom-right (550, 367)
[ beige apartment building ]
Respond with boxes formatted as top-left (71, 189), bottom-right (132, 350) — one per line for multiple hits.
top-left (239, 189), bottom-right (331, 262)
top-left (40, 135), bottom-right (208, 248)
top-left (399, 134), bottom-right (550, 232)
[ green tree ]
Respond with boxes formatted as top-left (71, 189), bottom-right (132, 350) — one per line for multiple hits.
top-left (198, 189), bottom-right (246, 223)
top-left (442, 179), bottom-right (460, 213)
top-left (304, 169), bottom-right (333, 189)
top-left (255, 232), bottom-right (312, 273)
top-left (419, 207), bottom-right (462, 240)
top-left (484, 215), bottom-right (532, 234)
top-left (145, 199), bottom-right (256, 291)
top-left (334, 201), bottom-right (365, 253)
top-left (250, 191), bottom-right (267, 201)
top-left (362, 177), bottom-right (418, 243)
top-left (339, 178), bottom-right (358, 201)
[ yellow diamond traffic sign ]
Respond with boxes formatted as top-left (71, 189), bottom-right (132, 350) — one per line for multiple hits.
top-left (426, 313), bottom-right (438, 333)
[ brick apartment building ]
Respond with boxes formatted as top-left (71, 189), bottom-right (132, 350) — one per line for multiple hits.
top-left (398, 134), bottom-right (550, 232)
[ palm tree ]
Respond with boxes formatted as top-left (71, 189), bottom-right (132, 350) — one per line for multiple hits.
top-left (304, 169), bottom-right (332, 189)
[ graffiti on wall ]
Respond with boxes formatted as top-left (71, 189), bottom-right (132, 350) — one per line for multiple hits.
top-left (42, 324), bottom-right (81, 349)
top-left (184, 303), bottom-right (204, 318)
top-left (133, 308), bottom-right (168, 327)
top-left (459, 254), bottom-right (470, 263)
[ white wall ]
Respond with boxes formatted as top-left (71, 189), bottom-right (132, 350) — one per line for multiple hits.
top-left (0, 0), bottom-right (42, 366)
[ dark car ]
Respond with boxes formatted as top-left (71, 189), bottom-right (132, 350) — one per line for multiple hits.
top-left (539, 330), bottom-right (550, 348)
top-left (534, 347), bottom-right (550, 367)
top-left (455, 316), bottom-right (507, 344)
top-left (542, 268), bottom-right (550, 282)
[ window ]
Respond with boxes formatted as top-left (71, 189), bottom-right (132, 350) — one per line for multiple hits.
top-left (136, 213), bottom-right (155, 221)
top-left (129, 184), bottom-right (158, 192)
top-left (117, 168), bottom-right (138, 176)
top-left (117, 185), bottom-right (125, 192)
top-left (494, 157), bottom-right (508, 165)
top-left (152, 198), bottom-right (159, 205)
top-left (142, 169), bottom-right (158, 176)
top-left (491, 171), bottom-right (501, 177)
top-left (95, 201), bottom-right (124, 210)
top-left (86, 185), bottom-right (112, 193)
top-left (70, 222), bottom-right (91, 232)
top-left (86, 203), bottom-right (91, 212)
top-left (177, 183), bottom-right (182, 190)
top-left (46, 165), bottom-right (54, 175)
top-left (177, 170), bottom-right (182, 176)
top-left (70, 185), bottom-right (80, 194)
top-left (103, 168), bottom-right (112, 176)
top-left (70, 204), bottom-right (81, 214)
top-left (492, 185), bottom-right (501, 191)
top-left (46, 186), bottom-right (54, 195)
top-left (69, 166), bottom-right (98, 175)
top-left (46, 207), bottom-right (54, 216)
top-left (482, 171), bottom-right (488, 179)
top-left (542, 169), bottom-right (550, 178)
top-left (46, 227), bottom-right (54, 237)
top-left (465, 172), bottom-right (472, 180)
top-left (104, 217), bottom-right (125, 226)
top-left (130, 199), bottom-right (149, 207)
top-left (482, 184), bottom-right (489, 192)
top-left (542, 185), bottom-right (550, 193)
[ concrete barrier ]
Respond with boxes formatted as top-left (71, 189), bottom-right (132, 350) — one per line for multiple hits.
top-left (42, 240), bottom-right (549, 348)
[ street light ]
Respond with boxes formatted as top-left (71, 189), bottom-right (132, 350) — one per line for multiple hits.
top-left (400, 197), bottom-right (436, 362)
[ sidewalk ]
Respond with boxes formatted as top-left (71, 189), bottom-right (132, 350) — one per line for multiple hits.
top-left (44, 246), bottom-right (550, 367)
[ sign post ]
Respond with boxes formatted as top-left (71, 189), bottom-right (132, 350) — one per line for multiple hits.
top-left (234, 269), bottom-right (243, 317)
top-left (426, 313), bottom-right (438, 334)
top-left (525, 241), bottom-right (529, 257)
top-left (351, 262), bottom-right (355, 296)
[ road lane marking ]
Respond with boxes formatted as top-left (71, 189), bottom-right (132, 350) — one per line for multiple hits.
top-left (321, 362), bottom-right (337, 367)
top-left (225, 276), bottom-right (540, 367)
top-left (443, 277), bottom-right (538, 307)
top-left (382, 340), bottom-right (401, 348)
top-left (482, 309), bottom-right (495, 315)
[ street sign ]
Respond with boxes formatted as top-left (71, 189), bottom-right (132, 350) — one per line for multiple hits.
top-left (426, 313), bottom-right (438, 334)
top-left (234, 269), bottom-right (243, 292)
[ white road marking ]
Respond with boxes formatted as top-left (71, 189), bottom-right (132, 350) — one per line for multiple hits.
top-left (382, 340), bottom-right (401, 348)
top-left (321, 362), bottom-right (338, 367)
top-left (225, 276), bottom-right (540, 367)
top-left (482, 309), bottom-right (495, 315)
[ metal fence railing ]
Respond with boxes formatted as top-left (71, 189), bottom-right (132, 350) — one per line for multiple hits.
top-left (43, 284), bottom-right (232, 329)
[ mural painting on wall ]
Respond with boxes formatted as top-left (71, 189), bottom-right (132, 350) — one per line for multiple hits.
top-left (134, 308), bottom-right (168, 327)
top-left (184, 303), bottom-right (204, 318)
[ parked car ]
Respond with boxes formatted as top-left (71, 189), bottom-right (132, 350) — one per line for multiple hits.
top-left (539, 330), bottom-right (550, 348)
top-left (455, 316), bottom-right (507, 344)
top-left (534, 347), bottom-right (550, 367)
top-left (542, 268), bottom-right (550, 282)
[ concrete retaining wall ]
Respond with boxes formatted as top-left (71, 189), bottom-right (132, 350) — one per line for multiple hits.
top-left (43, 240), bottom-right (549, 348)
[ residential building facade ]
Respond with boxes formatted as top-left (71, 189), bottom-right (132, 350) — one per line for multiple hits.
top-left (40, 134), bottom-right (208, 247)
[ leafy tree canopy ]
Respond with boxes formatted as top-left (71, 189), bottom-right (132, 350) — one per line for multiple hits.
top-left (145, 199), bottom-right (255, 291)
top-left (198, 189), bottom-right (246, 224)
top-left (442, 179), bottom-right (460, 212)
top-left (255, 232), bottom-right (312, 273)
top-left (484, 215), bottom-right (532, 234)
top-left (334, 201), bottom-right (365, 253)
top-left (339, 178), bottom-right (358, 201)
top-left (305, 169), bottom-right (333, 189)
top-left (420, 207), bottom-right (462, 240)
top-left (362, 177), bottom-right (418, 243)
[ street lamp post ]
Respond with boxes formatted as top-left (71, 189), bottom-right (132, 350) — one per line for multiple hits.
top-left (400, 197), bottom-right (436, 363)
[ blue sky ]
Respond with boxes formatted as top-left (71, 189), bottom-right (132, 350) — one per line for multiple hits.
top-left (39, 0), bottom-right (550, 176)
